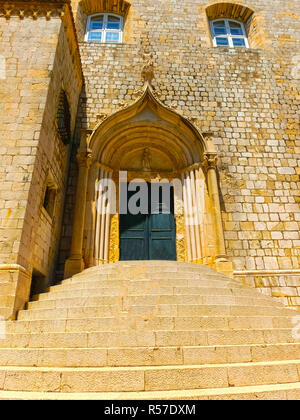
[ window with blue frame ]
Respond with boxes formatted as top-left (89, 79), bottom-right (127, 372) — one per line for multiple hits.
top-left (210, 19), bottom-right (249, 48)
top-left (85, 14), bottom-right (123, 43)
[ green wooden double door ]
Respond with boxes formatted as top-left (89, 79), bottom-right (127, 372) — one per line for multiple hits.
top-left (119, 183), bottom-right (177, 261)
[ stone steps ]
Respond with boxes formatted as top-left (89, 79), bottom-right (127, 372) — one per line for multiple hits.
top-left (6, 315), bottom-right (298, 333)
top-left (31, 286), bottom-right (277, 302)
top-left (0, 328), bottom-right (297, 348)
top-left (0, 261), bottom-right (299, 399)
top-left (0, 360), bottom-right (300, 393)
top-left (2, 382), bottom-right (300, 400)
top-left (27, 294), bottom-right (282, 310)
top-left (47, 278), bottom-right (246, 292)
top-left (18, 304), bottom-right (295, 320)
top-left (0, 343), bottom-right (300, 367)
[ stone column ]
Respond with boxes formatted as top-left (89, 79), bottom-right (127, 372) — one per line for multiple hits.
top-left (84, 164), bottom-right (99, 268)
top-left (203, 152), bottom-right (227, 261)
top-left (64, 149), bottom-right (92, 279)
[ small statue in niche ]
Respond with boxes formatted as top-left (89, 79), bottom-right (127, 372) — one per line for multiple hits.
top-left (141, 52), bottom-right (154, 83)
top-left (142, 148), bottom-right (152, 170)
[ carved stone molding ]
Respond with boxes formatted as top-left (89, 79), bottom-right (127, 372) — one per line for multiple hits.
top-left (77, 149), bottom-right (92, 168)
top-left (202, 152), bottom-right (218, 170)
top-left (94, 161), bottom-right (114, 174)
top-left (206, 3), bottom-right (254, 23)
top-left (79, 0), bottom-right (131, 17)
top-left (0, 1), bottom-right (66, 20)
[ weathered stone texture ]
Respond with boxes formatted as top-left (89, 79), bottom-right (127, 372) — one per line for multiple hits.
top-left (0, 11), bottom-right (82, 316)
top-left (59, 0), bottom-right (300, 303)
top-left (0, 0), bottom-right (299, 313)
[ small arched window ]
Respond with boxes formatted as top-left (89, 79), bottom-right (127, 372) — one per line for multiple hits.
top-left (85, 13), bottom-right (123, 43)
top-left (210, 19), bottom-right (249, 48)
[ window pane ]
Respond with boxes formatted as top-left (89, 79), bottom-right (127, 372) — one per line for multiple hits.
top-left (216, 37), bottom-right (229, 46)
top-left (213, 21), bottom-right (227, 35)
top-left (232, 38), bottom-right (246, 47)
top-left (88, 32), bottom-right (102, 41)
top-left (107, 15), bottom-right (121, 30)
top-left (105, 32), bottom-right (120, 42)
top-left (229, 21), bottom-right (244, 36)
top-left (90, 16), bottom-right (103, 30)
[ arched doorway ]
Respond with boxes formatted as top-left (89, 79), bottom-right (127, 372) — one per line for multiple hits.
top-left (64, 84), bottom-right (232, 278)
top-left (119, 181), bottom-right (177, 261)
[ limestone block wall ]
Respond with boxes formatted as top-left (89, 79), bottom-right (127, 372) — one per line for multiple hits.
top-left (58, 0), bottom-right (300, 308)
top-left (27, 22), bottom-right (82, 290)
top-left (0, 5), bottom-right (82, 317)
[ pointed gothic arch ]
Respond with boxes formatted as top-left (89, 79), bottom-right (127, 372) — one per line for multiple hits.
top-left (88, 83), bottom-right (208, 170)
top-left (64, 84), bottom-right (232, 279)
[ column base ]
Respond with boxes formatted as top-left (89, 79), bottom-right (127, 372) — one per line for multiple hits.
top-left (0, 264), bottom-right (31, 320)
top-left (213, 258), bottom-right (233, 278)
top-left (64, 257), bottom-right (85, 279)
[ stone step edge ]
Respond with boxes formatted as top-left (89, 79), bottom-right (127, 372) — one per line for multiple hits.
top-left (0, 382), bottom-right (300, 400)
top-left (43, 283), bottom-right (248, 295)
top-left (1, 359), bottom-right (300, 372)
top-left (1, 342), bottom-right (300, 351)
top-left (27, 294), bottom-right (283, 304)
top-left (2, 327), bottom-right (296, 337)
top-left (13, 314), bottom-right (298, 322)
top-left (19, 303), bottom-right (296, 314)
top-left (32, 290), bottom-right (269, 302)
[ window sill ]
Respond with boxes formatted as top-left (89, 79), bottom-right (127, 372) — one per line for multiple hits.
top-left (82, 41), bottom-right (125, 45)
top-left (210, 46), bottom-right (263, 53)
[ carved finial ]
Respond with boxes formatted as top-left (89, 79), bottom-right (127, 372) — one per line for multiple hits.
top-left (141, 52), bottom-right (154, 84)
top-left (46, 11), bottom-right (52, 20)
top-left (19, 10), bottom-right (25, 19)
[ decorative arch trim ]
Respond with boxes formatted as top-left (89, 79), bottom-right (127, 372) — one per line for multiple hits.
top-left (206, 2), bottom-right (254, 23)
top-left (79, 0), bottom-right (131, 17)
top-left (88, 82), bottom-right (212, 169)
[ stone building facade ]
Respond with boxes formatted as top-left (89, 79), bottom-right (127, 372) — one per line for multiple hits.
top-left (0, 0), bottom-right (299, 319)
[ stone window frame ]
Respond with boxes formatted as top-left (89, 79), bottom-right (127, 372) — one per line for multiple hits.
top-left (84, 13), bottom-right (124, 43)
top-left (42, 176), bottom-right (57, 221)
top-left (210, 18), bottom-right (249, 48)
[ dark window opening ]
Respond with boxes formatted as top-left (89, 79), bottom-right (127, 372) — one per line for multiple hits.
top-left (43, 185), bottom-right (56, 218)
top-left (57, 91), bottom-right (71, 145)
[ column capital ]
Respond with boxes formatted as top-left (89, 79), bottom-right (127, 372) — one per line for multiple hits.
top-left (202, 152), bottom-right (218, 170)
top-left (76, 149), bottom-right (92, 168)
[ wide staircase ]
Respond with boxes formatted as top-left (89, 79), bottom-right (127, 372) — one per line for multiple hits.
top-left (0, 261), bottom-right (300, 400)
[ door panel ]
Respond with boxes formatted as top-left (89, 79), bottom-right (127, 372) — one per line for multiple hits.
top-left (149, 212), bottom-right (176, 260)
top-left (119, 213), bottom-right (148, 260)
top-left (119, 183), bottom-right (177, 261)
